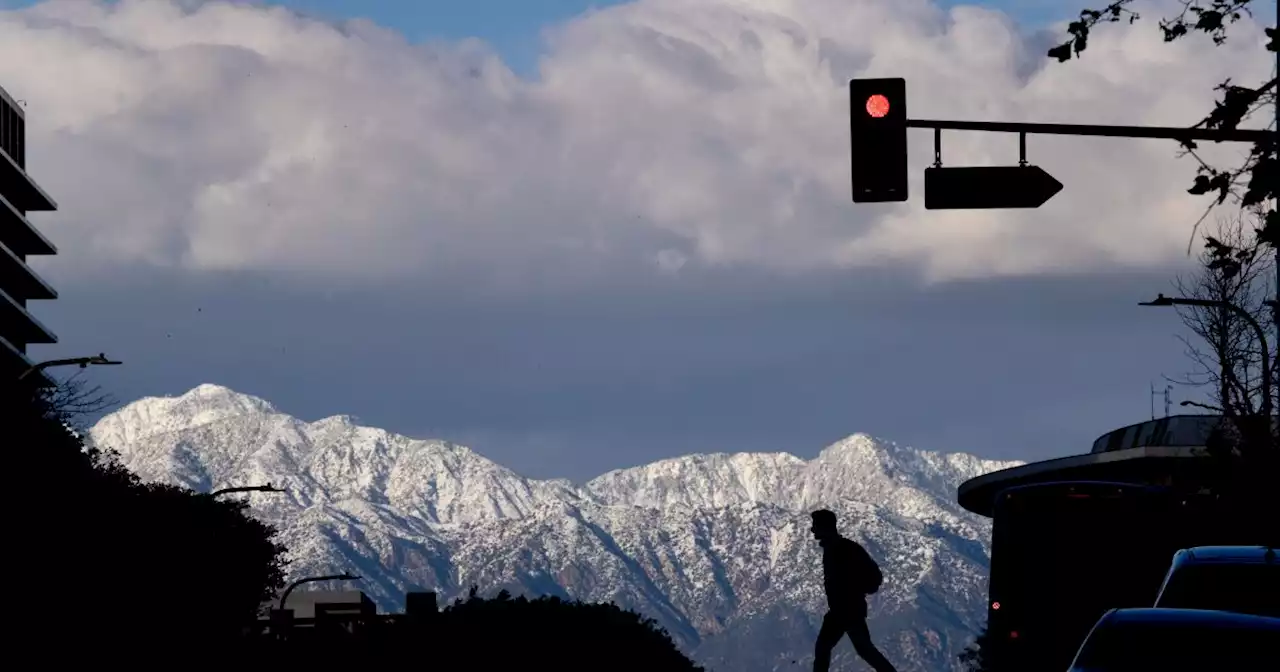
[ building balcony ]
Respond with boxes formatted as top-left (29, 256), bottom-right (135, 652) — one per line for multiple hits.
top-left (0, 238), bottom-right (56, 301)
top-left (0, 191), bottom-right (56, 256)
top-left (0, 145), bottom-right (56, 212)
top-left (0, 285), bottom-right (56, 347)
top-left (0, 333), bottom-right (54, 387)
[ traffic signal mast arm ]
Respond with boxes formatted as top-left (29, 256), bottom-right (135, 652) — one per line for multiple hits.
top-left (905, 118), bottom-right (1269, 144)
top-left (848, 77), bottom-right (1271, 209)
top-left (906, 118), bottom-right (1268, 210)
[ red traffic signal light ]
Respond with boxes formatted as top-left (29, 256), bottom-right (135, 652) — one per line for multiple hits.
top-left (849, 78), bottom-right (907, 203)
top-left (865, 94), bottom-right (891, 118)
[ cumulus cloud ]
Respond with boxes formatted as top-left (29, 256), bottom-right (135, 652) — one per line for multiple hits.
top-left (0, 0), bottom-right (1270, 286)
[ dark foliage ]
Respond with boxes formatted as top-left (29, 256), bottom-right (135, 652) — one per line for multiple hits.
top-left (1049, 0), bottom-right (1277, 249)
top-left (5, 379), bottom-right (287, 658)
top-left (242, 588), bottom-right (706, 670)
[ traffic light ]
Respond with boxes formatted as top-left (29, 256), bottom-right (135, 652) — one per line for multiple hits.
top-left (849, 77), bottom-right (907, 203)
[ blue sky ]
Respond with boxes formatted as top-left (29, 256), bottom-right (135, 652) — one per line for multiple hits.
top-left (3, 0), bottom-right (1265, 482)
top-left (2, 0), bottom-right (1076, 76)
top-left (277, 0), bottom-right (1072, 74)
top-left (277, 0), bottom-right (630, 75)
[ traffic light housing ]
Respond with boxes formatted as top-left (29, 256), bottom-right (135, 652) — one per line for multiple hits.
top-left (849, 78), bottom-right (907, 203)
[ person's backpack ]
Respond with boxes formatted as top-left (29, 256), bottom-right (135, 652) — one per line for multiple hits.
top-left (850, 540), bottom-right (884, 595)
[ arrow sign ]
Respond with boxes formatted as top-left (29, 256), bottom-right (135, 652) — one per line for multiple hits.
top-left (924, 165), bottom-right (1063, 210)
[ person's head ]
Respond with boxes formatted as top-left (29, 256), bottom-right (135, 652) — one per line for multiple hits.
top-left (810, 509), bottom-right (838, 541)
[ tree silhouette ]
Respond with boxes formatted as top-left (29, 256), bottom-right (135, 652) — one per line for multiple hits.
top-left (1158, 221), bottom-right (1280, 513)
top-left (7, 380), bottom-right (287, 658)
top-left (1052, 0), bottom-right (1278, 516)
top-left (1050, 0), bottom-right (1276, 248)
top-left (246, 587), bottom-right (705, 671)
top-left (1165, 214), bottom-right (1278, 486)
top-left (39, 370), bottom-right (117, 430)
top-left (1167, 213), bottom-right (1274, 419)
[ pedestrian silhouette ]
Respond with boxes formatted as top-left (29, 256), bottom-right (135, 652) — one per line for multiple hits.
top-left (810, 509), bottom-right (898, 672)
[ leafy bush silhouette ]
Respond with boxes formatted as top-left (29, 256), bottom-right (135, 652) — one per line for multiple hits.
top-left (435, 588), bottom-right (703, 670)
top-left (7, 381), bottom-right (287, 656)
top-left (251, 587), bottom-right (705, 670)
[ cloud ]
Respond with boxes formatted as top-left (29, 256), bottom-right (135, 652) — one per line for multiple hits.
top-left (0, 0), bottom-right (1270, 288)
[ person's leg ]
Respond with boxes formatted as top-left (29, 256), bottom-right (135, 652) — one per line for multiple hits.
top-left (812, 611), bottom-right (845, 672)
top-left (845, 617), bottom-right (898, 672)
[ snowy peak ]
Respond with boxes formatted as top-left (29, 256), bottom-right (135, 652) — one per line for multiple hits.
top-left (813, 432), bottom-right (951, 477)
top-left (804, 433), bottom-right (1019, 509)
top-left (90, 386), bottom-right (547, 525)
top-left (92, 383), bottom-right (277, 446)
top-left (584, 451), bottom-right (808, 511)
top-left (582, 432), bottom-right (1019, 521)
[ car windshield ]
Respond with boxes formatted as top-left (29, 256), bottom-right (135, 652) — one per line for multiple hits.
top-left (1071, 618), bottom-right (1277, 672)
top-left (1157, 563), bottom-right (1280, 617)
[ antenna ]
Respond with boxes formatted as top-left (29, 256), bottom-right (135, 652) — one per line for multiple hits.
top-left (1151, 382), bottom-right (1175, 418)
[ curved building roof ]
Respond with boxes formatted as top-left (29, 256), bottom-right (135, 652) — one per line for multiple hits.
top-left (956, 416), bottom-right (1230, 517)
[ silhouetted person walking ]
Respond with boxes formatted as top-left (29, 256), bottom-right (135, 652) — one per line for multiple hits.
top-left (810, 509), bottom-right (897, 672)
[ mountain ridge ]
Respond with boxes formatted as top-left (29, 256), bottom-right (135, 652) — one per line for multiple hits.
top-left (88, 383), bottom-right (1021, 672)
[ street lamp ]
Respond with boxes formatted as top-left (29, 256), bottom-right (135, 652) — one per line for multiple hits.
top-left (279, 572), bottom-right (363, 611)
top-left (1139, 293), bottom-right (1272, 420)
top-left (1179, 399), bottom-right (1222, 413)
top-left (210, 483), bottom-right (286, 498)
top-left (18, 352), bottom-right (122, 381)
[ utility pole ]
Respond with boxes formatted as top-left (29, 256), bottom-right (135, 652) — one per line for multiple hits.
top-left (1273, 0), bottom-right (1279, 419)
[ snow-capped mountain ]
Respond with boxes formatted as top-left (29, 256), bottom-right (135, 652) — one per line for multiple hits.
top-left (89, 384), bottom-right (1022, 672)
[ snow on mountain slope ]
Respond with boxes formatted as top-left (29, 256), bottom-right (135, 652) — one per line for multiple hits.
top-left (89, 384), bottom-right (1022, 672)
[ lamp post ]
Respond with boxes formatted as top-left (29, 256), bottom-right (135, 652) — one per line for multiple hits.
top-left (18, 352), bottom-right (122, 381)
top-left (1139, 294), bottom-right (1272, 420)
top-left (210, 483), bottom-right (285, 498)
top-left (278, 572), bottom-right (362, 611)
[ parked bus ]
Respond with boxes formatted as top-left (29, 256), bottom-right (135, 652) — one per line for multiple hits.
top-left (986, 481), bottom-right (1180, 671)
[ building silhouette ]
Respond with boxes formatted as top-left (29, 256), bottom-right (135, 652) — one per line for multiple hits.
top-left (277, 590), bottom-right (378, 619)
top-left (0, 85), bottom-right (58, 387)
top-left (253, 589), bottom-right (439, 641)
top-left (957, 415), bottom-right (1228, 517)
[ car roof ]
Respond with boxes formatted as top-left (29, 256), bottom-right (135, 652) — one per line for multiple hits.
top-left (1102, 608), bottom-right (1280, 629)
top-left (1174, 546), bottom-right (1278, 565)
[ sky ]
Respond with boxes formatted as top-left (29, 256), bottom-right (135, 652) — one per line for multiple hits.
top-left (1, 0), bottom-right (1274, 482)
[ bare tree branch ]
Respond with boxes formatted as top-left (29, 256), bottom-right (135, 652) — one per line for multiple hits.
top-left (1170, 212), bottom-right (1274, 421)
top-left (37, 370), bottom-right (119, 431)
